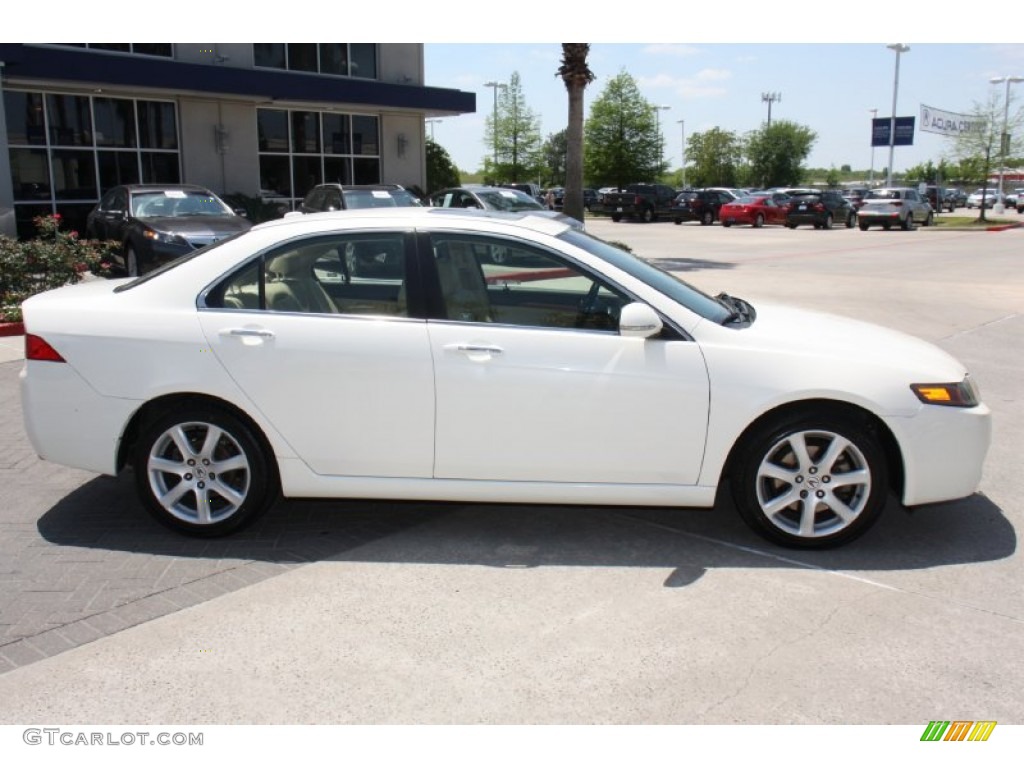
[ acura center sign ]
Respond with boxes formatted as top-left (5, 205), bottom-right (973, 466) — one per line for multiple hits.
top-left (919, 105), bottom-right (987, 137)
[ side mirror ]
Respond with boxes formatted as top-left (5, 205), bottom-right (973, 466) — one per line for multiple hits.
top-left (619, 302), bottom-right (663, 339)
top-left (234, 208), bottom-right (248, 218)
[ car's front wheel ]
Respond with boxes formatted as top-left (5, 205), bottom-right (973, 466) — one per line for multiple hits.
top-left (730, 411), bottom-right (889, 548)
top-left (125, 245), bottom-right (139, 277)
top-left (701, 211), bottom-right (713, 226)
top-left (134, 406), bottom-right (278, 536)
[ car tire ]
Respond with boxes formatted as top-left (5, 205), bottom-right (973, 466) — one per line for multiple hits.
top-left (729, 410), bottom-right (889, 549)
top-left (754, 214), bottom-right (764, 228)
top-left (901, 215), bottom-right (914, 231)
top-left (822, 214), bottom-right (833, 230)
top-left (858, 221), bottom-right (869, 231)
top-left (722, 221), bottom-right (733, 228)
top-left (611, 214), bottom-right (622, 223)
top-left (846, 213), bottom-right (856, 228)
top-left (674, 218), bottom-right (682, 225)
top-left (640, 207), bottom-right (654, 223)
top-left (125, 245), bottom-right (140, 277)
top-left (883, 222), bottom-right (892, 230)
top-left (924, 211), bottom-right (934, 227)
top-left (786, 223), bottom-right (797, 229)
top-left (701, 211), bottom-right (713, 226)
top-left (134, 405), bottom-right (279, 537)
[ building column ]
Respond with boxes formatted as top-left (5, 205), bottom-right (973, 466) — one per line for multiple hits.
top-left (0, 61), bottom-right (17, 237)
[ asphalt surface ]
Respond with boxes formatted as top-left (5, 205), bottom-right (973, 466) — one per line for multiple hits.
top-left (0, 213), bottom-right (1022, 731)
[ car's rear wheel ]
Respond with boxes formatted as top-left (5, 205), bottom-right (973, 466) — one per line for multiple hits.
top-left (701, 211), bottom-right (713, 226)
top-left (754, 214), bottom-right (764, 228)
top-left (859, 221), bottom-right (869, 231)
top-left (901, 215), bottom-right (914, 231)
top-left (134, 406), bottom-right (278, 537)
top-left (730, 411), bottom-right (888, 548)
top-left (611, 214), bottom-right (622, 223)
top-left (821, 213), bottom-right (833, 230)
top-left (722, 221), bottom-right (732, 228)
top-left (846, 213), bottom-right (856, 228)
top-left (640, 207), bottom-right (654, 223)
top-left (924, 211), bottom-right (934, 227)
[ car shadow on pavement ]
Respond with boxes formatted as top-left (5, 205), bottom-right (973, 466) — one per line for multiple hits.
top-left (38, 474), bottom-right (1014, 581)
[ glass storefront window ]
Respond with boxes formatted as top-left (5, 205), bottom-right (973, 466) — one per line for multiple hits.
top-left (9, 148), bottom-right (50, 200)
top-left (93, 98), bottom-right (137, 147)
top-left (4, 91), bottom-right (46, 145)
top-left (291, 112), bottom-right (320, 154)
top-left (253, 44), bottom-right (377, 79)
top-left (138, 101), bottom-right (178, 150)
top-left (47, 94), bottom-right (92, 146)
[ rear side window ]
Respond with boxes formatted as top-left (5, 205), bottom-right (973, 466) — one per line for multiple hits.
top-left (204, 233), bottom-right (410, 318)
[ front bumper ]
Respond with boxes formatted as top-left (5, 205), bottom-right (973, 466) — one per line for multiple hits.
top-left (886, 402), bottom-right (992, 507)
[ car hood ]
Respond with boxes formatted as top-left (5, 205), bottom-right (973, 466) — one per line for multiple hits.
top-left (139, 216), bottom-right (252, 236)
top-left (696, 301), bottom-right (969, 385)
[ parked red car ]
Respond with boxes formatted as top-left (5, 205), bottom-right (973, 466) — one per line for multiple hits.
top-left (719, 195), bottom-right (788, 228)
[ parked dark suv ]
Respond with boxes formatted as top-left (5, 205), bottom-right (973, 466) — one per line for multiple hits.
top-left (299, 183), bottom-right (422, 213)
top-left (671, 189), bottom-right (734, 225)
top-left (785, 190), bottom-right (856, 229)
top-left (924, 186), bottom-right (956, 213)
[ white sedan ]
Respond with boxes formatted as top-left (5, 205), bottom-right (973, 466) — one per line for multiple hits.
top-left (20, 208), bottom-right (991, 548)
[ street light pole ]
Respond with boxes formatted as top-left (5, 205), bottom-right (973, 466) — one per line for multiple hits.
top-left (654, 105), bottom-right (670, 178)
top-left (425, 118), bottom-right (442, 141)
top-left (484, 80), bottom-right (506, 176)
top-left (989, 75), bottom-right (1023, 213)
top-left (886, 44), bottom-right (910, 187)
top-left (868, 108), bottom-right (877, 187)
top-left (677, 119), bottom-right (686, 189)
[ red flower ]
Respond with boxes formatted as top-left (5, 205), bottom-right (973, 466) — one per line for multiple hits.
top-left (53, 213), bottom-right (62, 220)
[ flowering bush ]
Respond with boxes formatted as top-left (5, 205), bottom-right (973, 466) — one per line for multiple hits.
top-left (0, 214), bottom-right (119, 322)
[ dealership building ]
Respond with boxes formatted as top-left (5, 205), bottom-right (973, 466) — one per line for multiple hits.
top-left (0, 43), bottom-right (475, 238)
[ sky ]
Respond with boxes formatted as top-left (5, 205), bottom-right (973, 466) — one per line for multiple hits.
top-left (423, 41), bottom-right (1024, 177)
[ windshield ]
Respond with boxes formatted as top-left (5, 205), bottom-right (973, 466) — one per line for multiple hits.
top-left (865, 190), bottom-right (902, 200)
top-left (477, 189), bottom-right (544, 212)
top-left (342, 188), bottom-right (423, 209)
top-left (132, 190), bottom-right (233, 217)
top-left (559, 229), bottom-right (733, 324)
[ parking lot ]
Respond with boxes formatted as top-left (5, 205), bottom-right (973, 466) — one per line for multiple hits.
top-left (0, 215), bottom-right (1022, 727)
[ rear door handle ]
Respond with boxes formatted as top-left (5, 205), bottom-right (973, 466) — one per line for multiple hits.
top-left (444, 343), bottom-right (503, 355)
top-left (220, 328), bottom-right (275, 339)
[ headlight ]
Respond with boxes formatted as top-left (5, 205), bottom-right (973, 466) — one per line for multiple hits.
top-left (142, 229), bottom-right (188, 245)
top-left (910, 376), bottom-right (980, 407)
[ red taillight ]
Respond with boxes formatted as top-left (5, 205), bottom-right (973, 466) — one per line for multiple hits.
top-left (634, 195), bottom-right (644, 205)
top-left (814, 202), bottom-right (825, 212)
top-left (25, 334), bottom-right (65, 362)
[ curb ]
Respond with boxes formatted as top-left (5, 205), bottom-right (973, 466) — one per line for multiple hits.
top-left (0, 322), bottom-right (25, 337)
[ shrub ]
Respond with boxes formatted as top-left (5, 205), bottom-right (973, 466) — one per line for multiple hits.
top-left (0, 215), bottom-right (119, 323)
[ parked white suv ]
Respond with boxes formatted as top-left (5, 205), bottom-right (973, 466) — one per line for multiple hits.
top-left (857, 187), bottom-right (933, 231)
top-left (965, 189), bottom-right (1004, 209)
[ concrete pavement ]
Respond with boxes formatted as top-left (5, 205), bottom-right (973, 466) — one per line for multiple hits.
top-left (0, 222), bottom-right (1022, 727)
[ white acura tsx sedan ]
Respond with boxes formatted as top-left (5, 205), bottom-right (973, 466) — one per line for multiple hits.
top-left (20, 208), bottom-right (991, 548)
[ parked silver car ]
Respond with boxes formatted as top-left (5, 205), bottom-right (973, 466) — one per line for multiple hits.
top-left (857, 187), bottom-right (933, 231)
top-left (965, 189), bottom-right (1004, 209)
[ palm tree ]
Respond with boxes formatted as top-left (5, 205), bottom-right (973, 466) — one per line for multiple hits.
top-left (558, 44), bottom-right (595, 222)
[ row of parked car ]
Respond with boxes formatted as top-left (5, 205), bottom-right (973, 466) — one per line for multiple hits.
top-left (600, 182), bottom-right (1024, 232)
top-left (85, 179), bottom-right (1024, 278)
top-left (84, 182), bottom-right (590, 276)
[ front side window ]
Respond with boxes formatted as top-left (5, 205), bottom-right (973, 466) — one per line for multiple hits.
top-left (430, 233), bottom-right (629, 331)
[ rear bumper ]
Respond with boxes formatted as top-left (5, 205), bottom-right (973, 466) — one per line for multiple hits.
top-left (20, 361), bottom-right (138, 476)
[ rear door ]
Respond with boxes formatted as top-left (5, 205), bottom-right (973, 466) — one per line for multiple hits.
top-left (198, 230), bottom-right (436, 478)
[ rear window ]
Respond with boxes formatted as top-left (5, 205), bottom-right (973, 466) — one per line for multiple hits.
top-left (866, 190), bottom-right (902, 200)
top-left (342, 189), bottom-right (422, 209)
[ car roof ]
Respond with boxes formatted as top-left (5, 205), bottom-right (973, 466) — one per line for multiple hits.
top-left (313, 183), bottom-right (404, 191)
top-left (252, 205), bottom-right (573, 236)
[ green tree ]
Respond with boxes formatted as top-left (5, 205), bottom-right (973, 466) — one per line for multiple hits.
top-left (584, 70), bottom-right (661, 188)
top-left (483, 72), bottom-right (543, 183)
top-left (949, 86), bottom-right (1024, 218)
top-left (558, 43), bottom-right (595, 222)
top-left (744, 120), bottom-right (817, 188)
top-left (685, 127), bottom-right (744, 188)
top-left (541, 129), bottom-right (568, 187)
top-left (425, 138), bottom-right (461, 194)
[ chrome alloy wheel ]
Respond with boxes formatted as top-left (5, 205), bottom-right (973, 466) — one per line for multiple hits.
top-left (754, 429), bottom-right (872, 540)
top-left (146, 421), bottom-right (252, 526)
